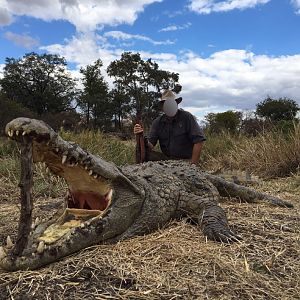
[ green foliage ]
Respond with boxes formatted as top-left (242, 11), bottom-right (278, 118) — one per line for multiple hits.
top-left (107, 52), bottom-right (180, 129)
top-left (256, 97), bottom-right (299, 122)
top-left (79, 59), bottom-right (110, 129)
top-left (0, 52), bottom-right (77, 115)
top-left (240, 117), bottom-right (274, 136)
top-left (41, 110), bottom-right (81, 131)
top-left (0, 92), bottom-right (36, 134)
top-left (109, 88), bottom-right (132, 131)
top-left (204, 110), bottom-right (242, 134)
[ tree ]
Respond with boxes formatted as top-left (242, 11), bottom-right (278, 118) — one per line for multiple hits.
top-left (0, 92), bottom-right (35, 135)
top-left (256, 97), bottom-right (299, 122)
top-left (109, 87), bottom-right (131, 131)
top-left (0, 52), bottom-right (77, 115)
top-left (78, 59), bottom-right (110, 129)
top-left (205, 110), bottom-right (242, 134)
top-left (107, 52), bottom-right (181, 128)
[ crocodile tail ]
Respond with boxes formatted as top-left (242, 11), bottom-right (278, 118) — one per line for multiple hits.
top-left (204, 173), bottom-right (294, 208)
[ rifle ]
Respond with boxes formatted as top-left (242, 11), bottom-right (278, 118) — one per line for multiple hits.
top-left (135, 114), bottom-right (146, 164)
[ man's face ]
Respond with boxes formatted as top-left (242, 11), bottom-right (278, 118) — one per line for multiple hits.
top-left (162, 99), bottom-right (178, 117)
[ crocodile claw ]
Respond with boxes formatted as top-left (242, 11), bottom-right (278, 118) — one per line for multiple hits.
top-left (205, 227), bottom-right (242, 243)
top-left (201, 206), bottom-right (242, 243)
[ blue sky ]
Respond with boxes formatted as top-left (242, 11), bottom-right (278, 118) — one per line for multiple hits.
top-left (1, 0), bottom-right (300, 120)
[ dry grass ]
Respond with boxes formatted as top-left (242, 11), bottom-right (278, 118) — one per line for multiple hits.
top-left (0, 130), bottom-right (300, 299)
top-left (0, 175), bottom-right (299, 299)
top-left (203, 125), bottom-right (300, 178)
top-left (61, 130), bottom-right (136, 166)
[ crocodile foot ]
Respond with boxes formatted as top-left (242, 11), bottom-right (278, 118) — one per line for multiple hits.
top-left (201, 206), bottom-right (242, 243)
top-left (203, 222), bottom-right (242, 243)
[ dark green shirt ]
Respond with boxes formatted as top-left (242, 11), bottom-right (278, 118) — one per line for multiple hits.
top-left (148, 109), bottom-right (206, 159)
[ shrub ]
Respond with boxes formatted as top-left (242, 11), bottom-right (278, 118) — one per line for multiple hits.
top-left (0, 95), bottom-right (36, 135)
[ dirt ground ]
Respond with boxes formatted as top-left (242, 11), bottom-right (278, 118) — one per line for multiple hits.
top-left (0, 176), bottom-right (299, 300)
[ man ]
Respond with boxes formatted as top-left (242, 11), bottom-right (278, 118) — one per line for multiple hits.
top-left (134, 90), bottom-right (206, 164)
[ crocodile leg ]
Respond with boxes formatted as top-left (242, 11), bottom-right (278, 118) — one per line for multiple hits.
top-left (179, 191), bottom-right (241, 243)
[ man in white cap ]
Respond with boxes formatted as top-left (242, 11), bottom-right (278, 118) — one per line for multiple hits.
top-left (134, 89), bottom-right (206, 164)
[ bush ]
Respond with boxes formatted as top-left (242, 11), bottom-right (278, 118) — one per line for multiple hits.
top-left (0, 95), bottom-right (36, 135)
top-left (41, 110), bottom-right (81, 131)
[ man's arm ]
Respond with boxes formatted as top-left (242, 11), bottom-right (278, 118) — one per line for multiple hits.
top-left (190, 141), bottom-right (204, 165)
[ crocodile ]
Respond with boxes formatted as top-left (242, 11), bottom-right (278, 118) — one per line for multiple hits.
top-left (0, 118), bottom-right (293, 271)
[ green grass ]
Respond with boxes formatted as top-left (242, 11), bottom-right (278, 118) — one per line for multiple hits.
top-left (0, 137), bottom-right (17, 157)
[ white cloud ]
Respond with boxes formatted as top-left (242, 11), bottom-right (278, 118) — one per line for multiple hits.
top-left (40, 33), bottom-right (118, 68)
top-left (159, 22), bottom-right (192, 32)
top-left (0, 6), bottom-right (12, 26)
top-left (163, 10), bottom-right (185, 18)
top-left (189, 0), bottom-right (270, 14)
top-left (0, 64), bottom-right (5, 79)
top-left (104, 31), bottom-right (175, 46)
top-left (40, 33), bottom-right (300, 120)
top-left (291, 0), bottom-right (300, 13)
top-left (4, 31), bottom-right (39, 48)
top-left (0, 0), bottom-right (162, 31)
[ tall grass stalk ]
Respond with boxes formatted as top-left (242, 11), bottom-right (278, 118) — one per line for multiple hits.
top-left (62, 130), bottom-right (136, 166)
top-left (203, 124), bottom-right (300, 178)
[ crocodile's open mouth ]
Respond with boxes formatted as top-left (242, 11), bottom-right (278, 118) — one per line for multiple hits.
top-left (5, 124), bottom-right (115, 247)
top-left (1, 118), bottom-right (141, 271)
top-left (46, 149), bottom-right (113, 213)
top-left (35, 148), bottom-right (114, 244)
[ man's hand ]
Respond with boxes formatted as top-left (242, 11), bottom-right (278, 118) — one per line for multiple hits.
top-left (134, 124), bottom-right (144, 135)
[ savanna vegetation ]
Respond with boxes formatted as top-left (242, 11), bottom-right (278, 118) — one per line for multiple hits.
top-left (0, 51), bottom-right (299, 299)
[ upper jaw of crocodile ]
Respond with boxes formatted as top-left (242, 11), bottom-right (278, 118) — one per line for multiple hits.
top-left (1, 118), bottom-right (139, 271)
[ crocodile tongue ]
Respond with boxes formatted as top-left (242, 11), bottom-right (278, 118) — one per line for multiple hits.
top-left (66, 190), bottom-right (111, 210)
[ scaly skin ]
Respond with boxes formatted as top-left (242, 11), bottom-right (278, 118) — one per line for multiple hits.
top-left (0, 118), bottom-right (293, 271)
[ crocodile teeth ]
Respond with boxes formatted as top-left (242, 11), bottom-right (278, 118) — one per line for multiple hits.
top-left (93, 174), bottom-right (98, 179)
top-left (8, 130), bottom-right (13, 137)
top-left (37, 241), bottom-right (45, 254)
top-left (22, 131), bottom-right (27, 136)
top-left (84, 165), bottom-right (88, 170)
top-left (16, 130), bottom-right (20, 136)
top-left (34, 217), bottom-right (40, 227)
top-left (89, 170), bottom-right (93, 176)
top-left (6, 236), bottom-right (13, 248)
top-left (0, 247), bottom-right (7, 260)
top-left (62, 155), bottom-right (67, 164)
